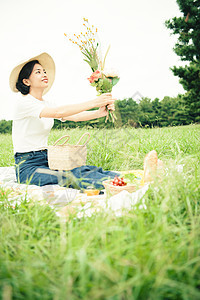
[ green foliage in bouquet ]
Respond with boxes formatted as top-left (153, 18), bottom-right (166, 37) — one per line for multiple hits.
top-left (92, 77), bottom-right (113, 94)
top-left (82, 45), bottom-right (99, 72)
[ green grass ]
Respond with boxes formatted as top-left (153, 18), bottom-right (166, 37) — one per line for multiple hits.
top-left (0, 125), bottom-right (200, 299)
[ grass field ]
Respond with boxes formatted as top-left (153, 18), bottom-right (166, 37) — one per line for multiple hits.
top-left (0, 125), bottom-right (200, 299)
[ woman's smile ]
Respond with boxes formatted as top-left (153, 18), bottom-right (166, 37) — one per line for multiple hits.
top-left (42, 78), bottom-right (48, 84)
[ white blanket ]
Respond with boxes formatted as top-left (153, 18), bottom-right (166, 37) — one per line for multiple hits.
top-left (0, 167), bottom-right (149, 218)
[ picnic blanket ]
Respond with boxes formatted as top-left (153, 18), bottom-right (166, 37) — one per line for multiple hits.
top-left (0, 167), bottom-right (149, 219)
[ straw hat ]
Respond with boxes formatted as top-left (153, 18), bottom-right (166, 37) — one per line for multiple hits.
top-left (9, 52), bottom-right (55, 95)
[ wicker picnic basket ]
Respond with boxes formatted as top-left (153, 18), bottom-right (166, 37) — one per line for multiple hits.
top-left (48, 132), bottom-right (90, 171)
top-left (103, 180), bottom-right (137, 196)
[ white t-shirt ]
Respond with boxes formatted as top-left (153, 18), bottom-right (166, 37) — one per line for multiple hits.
top-left (12, 93), bottom-right (54, 153)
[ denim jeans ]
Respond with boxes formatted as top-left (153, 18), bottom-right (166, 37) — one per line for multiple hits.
top-left (14, 150), bottom-right (120, 189)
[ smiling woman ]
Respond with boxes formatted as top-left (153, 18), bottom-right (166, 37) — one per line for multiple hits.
top-left (16, 60), bottom-right (41, 95)
top-left (9, 52), bottom-right (119, 189)
top-left (19, 63), bottom-right (49, 95)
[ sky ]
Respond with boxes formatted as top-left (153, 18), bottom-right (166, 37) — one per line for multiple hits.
top-left (0, 0), bottom-right (185, 120)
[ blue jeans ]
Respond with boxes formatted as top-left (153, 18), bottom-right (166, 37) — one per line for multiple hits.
top-left (14, 150), bottom-right (120, 189)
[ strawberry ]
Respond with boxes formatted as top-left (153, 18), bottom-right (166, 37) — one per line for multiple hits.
top-left (111, 176), bottom-right (127, 186)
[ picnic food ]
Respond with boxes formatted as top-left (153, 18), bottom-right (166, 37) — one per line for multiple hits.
top-left (103, 178), bottom-right (137, 196)
top-left (144, 150), bottom-right (158, 183)
top-left (144, 150), bottom-right (165, 183)
top-left (84, 189), bottom-right (100, 196)
top-left (111, 176), bottom-right (127, 186)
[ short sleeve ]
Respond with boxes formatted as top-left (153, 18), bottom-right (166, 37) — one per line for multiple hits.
top-left (13, 94), bottom-right (45, 120)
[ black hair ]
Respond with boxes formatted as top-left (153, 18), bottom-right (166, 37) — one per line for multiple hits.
top-left (16, 60), bottom-right (40, 95)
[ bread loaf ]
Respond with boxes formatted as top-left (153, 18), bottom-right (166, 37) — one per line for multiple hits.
top-left (144, 150), bottom-right (158, 183)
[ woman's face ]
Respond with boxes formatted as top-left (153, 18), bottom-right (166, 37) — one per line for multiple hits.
top-left (23, 63), bottom-right (48, 91)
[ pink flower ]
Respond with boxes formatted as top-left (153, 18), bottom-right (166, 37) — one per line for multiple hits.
top-left (88, 70), bottom-right (102, 83)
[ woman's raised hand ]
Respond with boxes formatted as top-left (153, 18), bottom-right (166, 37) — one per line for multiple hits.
top-left (93, 93), bottom-right (116, 108)
top-left (97, 103), bottom-right (115, 118)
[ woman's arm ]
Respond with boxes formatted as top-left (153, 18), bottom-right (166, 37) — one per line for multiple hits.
top-left (62, 105), bottom-right (115, 122)
top-left (39, 93), bottom-right (115, 119)
top-left (62, 110), bottom-right (100, 122)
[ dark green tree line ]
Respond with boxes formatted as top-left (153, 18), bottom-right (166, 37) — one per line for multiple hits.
top-left (0, 120), bottom-right (12, 134)
top-left (0, 94), bottom-right (196, 134)
top-left (52, 95), bottom-right (193, 130)
top-left (165, 0), bottom-right (200, 122)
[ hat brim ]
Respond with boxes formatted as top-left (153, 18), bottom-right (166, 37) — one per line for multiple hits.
top-left (9, 52), bottom-right (55, 95)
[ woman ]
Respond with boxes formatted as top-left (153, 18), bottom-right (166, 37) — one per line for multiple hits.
top-left (9, 52), bottom-right (119, 189)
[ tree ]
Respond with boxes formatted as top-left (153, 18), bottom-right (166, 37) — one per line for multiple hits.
top-left (165, 0), bottom-right (200, 122)
top-left (152, 98), bottom-right (162, 126)
top-left (0, 120), bottom-right (12, 133)
top-left (113, 98), bottom-right (138, 127)
top-left (137, 97), bottom-right (154, 126)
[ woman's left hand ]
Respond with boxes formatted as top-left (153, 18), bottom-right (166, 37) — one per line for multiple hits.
top-left (97, 104), bottom-right (115, 118)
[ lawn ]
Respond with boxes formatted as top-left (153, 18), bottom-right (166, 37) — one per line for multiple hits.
top-left (0, 125), bottom-right (200, 299)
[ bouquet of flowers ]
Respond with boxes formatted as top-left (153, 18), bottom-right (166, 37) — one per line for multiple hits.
top-left (64, 18), bottom-right (120, 122)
